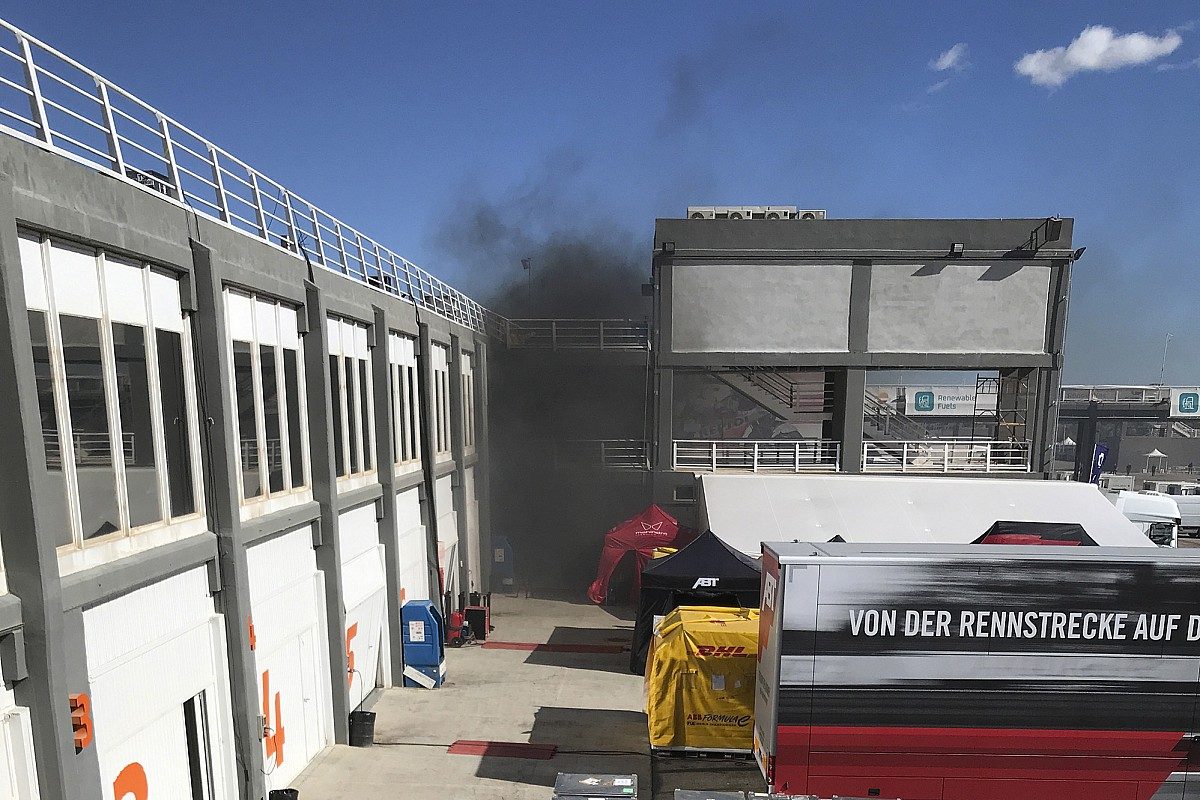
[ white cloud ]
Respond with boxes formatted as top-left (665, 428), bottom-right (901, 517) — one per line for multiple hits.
top-left (930, 43), bottom-right (968, 72)
top-left (1015, 25), bottom-right (1183, 87)
top-left (926, 78), bottom-right (952, 93)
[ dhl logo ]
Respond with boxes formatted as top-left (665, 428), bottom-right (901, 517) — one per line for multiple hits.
top-left (695, 645), bottom-right (753, 658)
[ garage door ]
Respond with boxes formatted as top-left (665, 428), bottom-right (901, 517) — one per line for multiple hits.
top-left (246, 526), bottom-right (332, 791)
top-left (435, 475), bottom-right (460, 601)
top-left (463, 467), bottom-right (481, 593)
top-left (0, 682), bottom-right (38, 799)
top-left (395, 486), bottom-right (430, 603)
top-left (339, 502), bottom-right (388, 708)
top-left (84, 566), bottom-right (238, 800)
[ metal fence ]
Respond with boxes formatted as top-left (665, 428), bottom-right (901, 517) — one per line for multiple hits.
top-left (673, 439), bottom-right (841, 473)
top-left (552, 439), bottom-right (650, 471)
top-left (0, 17), bottom-right (503, 337)
top-left (1059, 386), bottom-right (1171, 403)
top-left (44, 430), bottom-right (135, 467)
top-left (862, 440), bottom-right (1032, 473)
top-left (505, 319), bottom-right (650, 350)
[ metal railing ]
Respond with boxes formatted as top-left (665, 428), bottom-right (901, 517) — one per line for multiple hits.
top-left (552, 439), bottom-right (650, 471)
top-left (44, 430), bottom-right (134, 467)
top-left (863, 392), bottom-right (931, 440)
top-left (505, 319), bottom-right (650, 350)
top-left (1059, 385), bottom-right (1171, 404)
top-left (0, 17), bottom-right (504, 337)
top-left (862, 440), bottom-right (1032, 473)
top-left (673, 439), bottom-right (841, 473)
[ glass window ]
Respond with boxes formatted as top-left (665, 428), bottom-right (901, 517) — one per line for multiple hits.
top-left (283, 349), bottom-right (305, 489)
top-left (260, 345), bottom-right (284, 494)
top-left (407, 365), bottom-right (418, 461)
top-left (345, 356), bottom-right (359, 474)
top-left (112, 323), bottom-right (162, 528)
top-left (60, 314), bottom-right (120, 539)
top-left (358, 358), bottom-right (372, 470)
top-left (28, 310), bottom-right (72, 545)
top-left (329, 355), bottom-right (345, 476)
top-left (233, 340), bottom-right (260, 499)
top-left (157, 329), bottom-right (195, 517)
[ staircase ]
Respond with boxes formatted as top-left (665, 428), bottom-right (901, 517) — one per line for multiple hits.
top-left (712, 368), bottom-right (829, 424)
top-left (862, 392), bottom-right (932, 441)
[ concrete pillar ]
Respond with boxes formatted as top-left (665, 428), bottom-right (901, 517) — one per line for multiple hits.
top-left (0, 179), bottom-right (85, 800)
top-left (370, 306), bottom-right (405, 684)
top-left (415, 323), bottom-right (445, 617)
top-left (301, 282), bottom-right (350, 742)
top-left (473, 339), bottom-right (494, 593)
top-left (833, 369), bottom-right (867, 473)
top-left (448, 334), bottom-right (471, 599)
top-left (187, 241), bottom-right (267, 799)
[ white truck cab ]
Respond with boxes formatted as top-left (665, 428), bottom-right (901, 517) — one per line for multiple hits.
top-left (1113, 490), bottom-right (1181, 547)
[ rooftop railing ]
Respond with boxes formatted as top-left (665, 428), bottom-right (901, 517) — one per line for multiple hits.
top-left (1059, 386), bottom-right (1171, 404)
top-left (505, 319), bottom-right (650, 350)
top-left (0, 17), bottom-right (504, 337)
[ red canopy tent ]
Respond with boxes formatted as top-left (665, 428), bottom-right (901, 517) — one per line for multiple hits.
top-left (586, 504), bottom-right (697, 604)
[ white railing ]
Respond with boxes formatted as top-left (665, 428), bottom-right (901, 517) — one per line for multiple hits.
top-left (673, 439), bottom-right (841, 473)
top-left (44, 430), bottom-right (134, 467)
top-left (0, 18), bottom-right (504, 338)
top-left (553, 439), bottom-right (650, 471)
top-left (505, 319), bottom-right (650, 350)
top-left (862, 440), bottom-right (1032, 473)
top-left (1059, 385), bottom-right (1171, 404)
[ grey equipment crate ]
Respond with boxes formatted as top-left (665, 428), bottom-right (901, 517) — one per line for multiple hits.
top-left (554, 773), bottom-right (638, 798)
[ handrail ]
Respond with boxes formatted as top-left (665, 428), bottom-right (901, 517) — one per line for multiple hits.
top-left (862, 439), bottom-right (1032, 473)
top-left (505, 319), bottom-right (650, 350)
top-left (863, 393), bottom-right (930, 440)
top-left (673, 439), bottom-right (841, 473)
top-left (1059, 385), bottom-right (1172, 404)
top-left (552, 439), bottom-right (650, 471)
top-left (0, 17), bottom-right (504, 338)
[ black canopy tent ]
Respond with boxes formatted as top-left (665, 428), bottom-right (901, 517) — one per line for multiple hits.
top-left (629, 529), bottom-right (762, 674)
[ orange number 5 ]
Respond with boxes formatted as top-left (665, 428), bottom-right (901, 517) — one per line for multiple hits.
top-left (345, 623), bottom-right (359, 688)
top-left (69, 693), bottom-right (93, 752)
top-left (113, 762), bottom-right (147, 800)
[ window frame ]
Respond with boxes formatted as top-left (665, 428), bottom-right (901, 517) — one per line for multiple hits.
top-left (225, 288), bottom-right (312, 518)
top-left (327, 315), bottom-right (377, 490)
top-left (388, 332), bottom-right (421, 471)
top-left (19, 230), bottom-right (207, 571)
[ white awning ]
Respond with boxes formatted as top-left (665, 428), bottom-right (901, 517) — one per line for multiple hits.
top-left (697, 474), bottom-right (1153, 553)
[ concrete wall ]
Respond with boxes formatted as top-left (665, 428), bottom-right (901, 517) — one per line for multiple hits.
top-left (0, 131), bottom-right (493, 800)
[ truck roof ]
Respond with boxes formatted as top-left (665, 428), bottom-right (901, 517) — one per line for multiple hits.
top-left (765, 541), bottom-right (1200, 564)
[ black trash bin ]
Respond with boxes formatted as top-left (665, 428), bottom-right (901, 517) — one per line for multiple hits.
top-left (268, 790), bottom-right (299, 800)
top-left (348, 710), bottom-right (376, 747)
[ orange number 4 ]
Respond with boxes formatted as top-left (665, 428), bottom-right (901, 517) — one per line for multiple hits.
top-left (345, 623), bottom-right (359, 688)
top-left (261, 671), bottom-right (285, 767)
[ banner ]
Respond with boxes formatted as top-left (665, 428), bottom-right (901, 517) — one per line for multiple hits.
top-left (904, 386), bottom-right (996, 416)
top-left (1090, 443), bottom-right (1109, 484)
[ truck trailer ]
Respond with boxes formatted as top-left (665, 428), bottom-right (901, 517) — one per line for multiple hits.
top-left (753, 542), bottom-right (1200, 800)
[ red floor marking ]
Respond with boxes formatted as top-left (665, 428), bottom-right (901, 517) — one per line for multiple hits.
top-left (480, 640), bottom-right (626, 654)
top-left (447, 740), bottom-right (558, 759)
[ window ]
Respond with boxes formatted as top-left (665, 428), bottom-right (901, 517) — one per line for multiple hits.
top-left (461, 351), bottom-right (476, 450)
top-left (18, 232), bottom-right (205, 556)
top-left (431, 343), bottom-right (452, 459)
top-left (327, 316), bottom-right (375, 481)
top-left (388, 333), bottom-right (420, 466)
top-left (225, 290), bottom-right (309, 507)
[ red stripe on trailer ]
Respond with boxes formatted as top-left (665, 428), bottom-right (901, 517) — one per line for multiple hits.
top-left (771, 725), bottom-right (1187, 800)
top-left (447, 740), bottom-right (558, 759)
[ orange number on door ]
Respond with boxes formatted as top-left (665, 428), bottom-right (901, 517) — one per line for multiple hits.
top-left (261, 670), bottom-right (285, 767)
top-left (345, 623), bottom-right (359, 688)
top-left (69, 693), bottom-right (93, 752)
top-left (113, 762), bottom-right (148, 800)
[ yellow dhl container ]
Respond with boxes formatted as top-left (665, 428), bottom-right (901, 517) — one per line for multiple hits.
top-left (644, 605), bottom-right (759, 753)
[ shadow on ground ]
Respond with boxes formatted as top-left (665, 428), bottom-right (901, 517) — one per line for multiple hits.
top-left (515, 625), bottom-right (636, 675)
top-left (474, 706), bottom-right (649, 790)
top-left (651, 754), bottom-right (765, 799)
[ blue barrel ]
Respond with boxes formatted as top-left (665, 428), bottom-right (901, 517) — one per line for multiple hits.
top-left (401, 601), bottom-right (445, 688)
top-left (492, 535), bottom-right (516, 594)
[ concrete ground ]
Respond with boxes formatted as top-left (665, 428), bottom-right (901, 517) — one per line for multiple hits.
top-left (293, 593), bottom-right (763, 799)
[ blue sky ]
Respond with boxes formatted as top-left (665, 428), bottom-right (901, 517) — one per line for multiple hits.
top-left (5, 2), bottom-right (1199, 383)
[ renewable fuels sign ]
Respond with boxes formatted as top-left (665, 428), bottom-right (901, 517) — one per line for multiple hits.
top-left (904, 386), bottom-right (996, 416)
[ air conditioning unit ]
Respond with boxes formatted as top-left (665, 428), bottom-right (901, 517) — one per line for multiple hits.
top-left (687, 206), bottom-right (716, 219)
top-left (797, 209), bottom-right (827, 220)
top-left (762, 205), bottom-right (798, 220)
